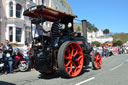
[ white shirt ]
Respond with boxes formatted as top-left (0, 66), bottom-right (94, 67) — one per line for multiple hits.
top-left (32, 25), bottom-right (50, 37)
top-left (32, 25), bottom-right (41, 38)
top-left (23, 45), bottom-right (29, 56)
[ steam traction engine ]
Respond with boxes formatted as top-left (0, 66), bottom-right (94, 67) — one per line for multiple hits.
top-left (23, 5), bottom-right (101, 78)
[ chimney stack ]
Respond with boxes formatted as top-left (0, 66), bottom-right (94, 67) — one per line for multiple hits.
top-left (82, 20), bottom-right (87, 41)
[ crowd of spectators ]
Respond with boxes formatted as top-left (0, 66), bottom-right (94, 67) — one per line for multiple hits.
top-left (0, 40), bottom-right (31, 75)
top-left (93, 45), bottom-right (128, 57)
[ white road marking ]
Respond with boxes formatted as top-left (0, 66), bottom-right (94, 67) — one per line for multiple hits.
top-left (126, 59), bottom-right (128, 62)
top-left (110, 63), bottom-right (124, 71)
top-left (75, 77), bottom-right (95, 85)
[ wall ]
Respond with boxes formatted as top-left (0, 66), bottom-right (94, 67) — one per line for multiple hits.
top-left (0, 0), bottom-right (7, 43)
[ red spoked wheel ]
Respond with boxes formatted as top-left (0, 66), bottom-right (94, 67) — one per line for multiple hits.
top-left (58, 41), bottom-right (83, 77)
top-left (92, 52), bottom-right (102, 70)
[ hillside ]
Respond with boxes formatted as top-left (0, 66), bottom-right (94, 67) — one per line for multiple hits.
top-left (111, 33), bottom-right (128, 43)
top-left (74, 21), bottom-right (99, 32)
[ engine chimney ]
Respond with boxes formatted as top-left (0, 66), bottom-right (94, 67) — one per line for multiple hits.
top-left (82, 20), bottom-right (87, 41)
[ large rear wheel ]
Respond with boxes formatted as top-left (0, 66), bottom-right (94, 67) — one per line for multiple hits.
top-left (58, 41), bottom-right (83, 77)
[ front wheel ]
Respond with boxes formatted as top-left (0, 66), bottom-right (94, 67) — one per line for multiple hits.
top-left (58, 41), bottom-right (84, 78)
top-left (92, 52), bottom-right (102, 70)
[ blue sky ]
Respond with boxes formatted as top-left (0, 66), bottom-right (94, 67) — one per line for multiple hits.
top-left (66, 0), bottom-right (128, 33)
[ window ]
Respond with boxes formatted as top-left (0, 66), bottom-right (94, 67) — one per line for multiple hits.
top-left (25, 28), bottom-right (31, 43)
top-left (16, 4), bottom-right (22, 18)
top-left (9, 2), bottom-right (13, 17)
top-left (16, 28), bottom-right (22, 42)
top-left (9, 27), bottom-right (13, 42)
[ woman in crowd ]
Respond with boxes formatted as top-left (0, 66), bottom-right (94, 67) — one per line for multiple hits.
top-left (3, 40), bottom-right (13, 74)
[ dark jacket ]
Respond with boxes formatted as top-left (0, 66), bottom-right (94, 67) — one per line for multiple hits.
top-left (2, 44), bottom-right (13, 57)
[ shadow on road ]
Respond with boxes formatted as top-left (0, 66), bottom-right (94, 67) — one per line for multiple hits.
top-left (38, 66), bottom-right (91, 79)
top-left (38, 71), bottom-right (61, 79)
top-left (0, 81), bottom-right (16, 85)
top-left (80, 66), bottom-right (91, 76)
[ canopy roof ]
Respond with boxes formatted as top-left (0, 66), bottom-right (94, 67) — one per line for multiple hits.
top-left (23, 5), bottom-right (77, 23)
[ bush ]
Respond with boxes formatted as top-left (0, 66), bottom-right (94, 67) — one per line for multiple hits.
top-left (91, 41), bottom-right (100, 47)
top-left (113, 40), bottom-right (123, 46)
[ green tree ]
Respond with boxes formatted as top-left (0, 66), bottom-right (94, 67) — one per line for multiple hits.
top-left (91, 41), bottom-right (100, 47)
top-left (103, 29), bottom-right (110, 34)
top-left (113, 40), bottom-right (123, 46)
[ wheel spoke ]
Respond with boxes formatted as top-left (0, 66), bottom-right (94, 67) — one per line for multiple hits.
top-left (65, 57), bottom-right (72, 60)
top-left (68, 63), bottom-right (73, 74)
top-left (95, 55), bottom-right (98, 61)
top-left (96, 62), bottom-right (99, 68)
top-left (77, 60), bottom-right (81, 65)
top-left (72, 62), bottom-right (77, 73)
top-left (73, 49), bottom-right (78, 56)
top-left (76, 56), bottom-right (83, 61)
top-left (66, 49), bottom-right (71, 57)
top-left (70, 44), bottom-right (74, 56)
top-left (65, 49), bottom-right (72, 60)
top-left (65, 60), bottom-right (72, 67)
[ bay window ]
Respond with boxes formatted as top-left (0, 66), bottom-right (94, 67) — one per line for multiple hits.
top-left (16, 28), bottom-right (22, 42)
top-left (16, 4), bottom-right (22, 18)
top-left (9, 2), bottom-right (13, 17)
top-left (9, 27), bottom-right (13, 42)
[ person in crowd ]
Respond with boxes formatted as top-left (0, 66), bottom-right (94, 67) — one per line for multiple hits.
top-left (3, 40), bottom-right (13, 74)
top-left (23, 43), bottom-right (30, 66)
top-left (124, 48), bottom-right (127, 54)
top-left (51, 19), bottom-right (61, 48)
top-left (32, 23), bottom-right (50, 39)
top-left (0, 43), bottom-right (3, 73)
top-left (97, 47), bottom-right (102, 57)
top-left (102, 46), bottom-right (105, 57)
top-left (92, 45), bottom-right (97, 55)
top-left (0, 43), bottom-right (3, 59)
top-left (105, 46), bottom-right (109, 57)
top-left (109, 47), bottom-right (113, 56)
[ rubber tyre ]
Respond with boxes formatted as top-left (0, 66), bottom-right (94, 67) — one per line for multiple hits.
top-left (18, 62), bottom-right (29, 72)
top-left (58, 41), bottom-right (84, 78)
top-left (92, 52), bottom-right (102, 70)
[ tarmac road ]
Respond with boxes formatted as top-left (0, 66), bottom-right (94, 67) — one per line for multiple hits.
top-left (0, 54), bottom-right (128, 85)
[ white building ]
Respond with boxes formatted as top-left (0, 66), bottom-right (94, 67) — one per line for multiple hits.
top-left (87, 29), bottom-right (113, 43)
top-left (0, 0), bottom-right (72, 46)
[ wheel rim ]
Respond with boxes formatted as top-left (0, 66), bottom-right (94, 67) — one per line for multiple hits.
top-left (19, 63), bottom-right (28, 71)
top-left (94, 53), bottom-right (101, 69)
top-left (64, 42), bottom-right (83, 77)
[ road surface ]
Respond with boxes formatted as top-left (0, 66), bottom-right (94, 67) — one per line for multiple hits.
top-left (0, 54), bottom-right (128, 85)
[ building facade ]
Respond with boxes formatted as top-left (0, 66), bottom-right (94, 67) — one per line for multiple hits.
top-left (87, 30), bottom-right (113, 43)
top-left (0, 0), bottom-right (36, 45)
top-left (0, 0), bottom-right (72, 45)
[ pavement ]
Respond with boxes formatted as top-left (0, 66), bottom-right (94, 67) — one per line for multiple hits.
top-left (0, 54), bottom-right (128, 85)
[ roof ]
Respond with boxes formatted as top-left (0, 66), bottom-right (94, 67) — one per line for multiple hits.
top-left (23, 5), bottom-right (77, 22)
